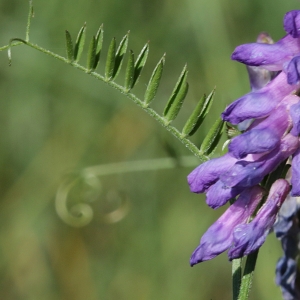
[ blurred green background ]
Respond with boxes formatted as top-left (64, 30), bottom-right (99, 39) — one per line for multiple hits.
top-left (0, 0), bottom-right (299, 299)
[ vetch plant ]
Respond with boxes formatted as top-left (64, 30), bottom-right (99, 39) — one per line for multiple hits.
top-left (2, 2), bottom-right (300, 300)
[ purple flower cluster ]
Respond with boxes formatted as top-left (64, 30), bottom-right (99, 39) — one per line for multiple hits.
top-left (188, 10), bottom-right (300, 266)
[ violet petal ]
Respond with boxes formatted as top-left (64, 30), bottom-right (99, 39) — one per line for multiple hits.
top-left (206, 180), bottom-right (245, 209)
top-left (187, 154), bottom-right (237, 193)
top-left (291, 148), bottom-right (300, 196)
top-left (286, 56), bottom-right (300, 84)
top-left (229, 128), bottom-right (281, 159)
top-left (247, 66), bottom-right (276, 91)
top-left (231, 35), bottom-right (300, 70)
top-left (290, 101), bottom-right (300, 136)
top-left (222, 72), bottom-right (298, 125)
top-left (221, 134), bottom-right (299, 188)
top-left (228, 179), bottom-right (290, 260)
top-left (229, 105), bottom-right (290, 158)
top-left (190, 186), bottom-right (264, 265)
top-left (284, 10), bottom-right (300, 38)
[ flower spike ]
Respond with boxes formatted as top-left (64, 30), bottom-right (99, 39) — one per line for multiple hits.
top-left (189, 8), bottom-right (300, 276)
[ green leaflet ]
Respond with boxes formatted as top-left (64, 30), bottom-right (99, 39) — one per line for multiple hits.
top-left (199, 118), bottom-right (225, 156)
top-left (105, 37), bottom-right (116, 81)
top-left (87, 36), bottom-right (97, 72)
top-left (143, 54), bottom-right (165, 107)
top-left (182, 89), bottom-right (215, 137)
top-left (112, 32), bottom-right (129, 79)
top-left (93, 25), bottom-right (104, 70)
top-left (104, 33), bottom-right (129, 80)
top-left (132, 43), bottom-right (149, 87)
top-left (163, 65), bottom-right (188, 123)
top-left (124, 50), bottom-right (135, 92)
top-left (65, 30), bottom-right (74, 62)
top-left (74, 24), bottom-right (86, 62)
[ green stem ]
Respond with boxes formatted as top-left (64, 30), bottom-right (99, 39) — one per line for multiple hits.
top-left (82, 155), bottom-right (199, 177)
top-left (5, 39), bottom-right (208, 162)
top-left (232, 258), bottom-right (242, 300)
top-left (26, 0), bottom-right (34, 42)
top-left (0, 42), bottom-right (22, 52)
top-left (238, 250), bottom-right (259, 300)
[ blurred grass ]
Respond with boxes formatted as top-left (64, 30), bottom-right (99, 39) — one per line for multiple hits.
top-left (0, 0), bottom-right (299, 299)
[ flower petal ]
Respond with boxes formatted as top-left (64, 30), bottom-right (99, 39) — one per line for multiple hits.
top-left (222, 72), bottom-right (298, 125)
top-left (286, 56), bottom-right (300, 84)
top-left (229, 128), bottom-right (280, 159)
top-left (190, 186), bottom-right (264, 266)
top-left (221, 134), bottom-right (299, 188)
top-left (206, 180), bottom-right (244, 209)
top-left (231, 35), bottom-right (299, 70)
top-left (229, 105), bottom-right (290, 158)
top-left (284, 10), bottom-right (300, 38)
top-left (291, 148), bottom-right (300, 196)
top-left (290, 101), bottom-right (300, 136)
top-left (246, 32), bottom-right (277, 91)
top-left (247, 66), bottom-right (278, 91)
top-left (228, 179), bottom-right (290, 260)
top-left (187, 154), bottom-right (237, 193)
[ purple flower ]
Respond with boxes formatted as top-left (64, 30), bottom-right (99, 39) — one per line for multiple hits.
top-left (231, 34), bottom-right (300, 71)
top-left (222, 72), bottom-right (300, 125)
top-left (190, 186), bottom-right (264, 265)
top-left (205, 180), bottom-right (244, 209)
top-left (228, 179), bottom-right (290, 259)
top-left (187, 154), bottom-right (237, 193)
top-left (246, 33), bottom-right (277, 92)
top-left (228, 103), bottom-right (291, 159)
top-left (188, 9), bottom-right (300, 267)
top-left (220, 134), bottom-right (299, 188)
top-left (239, 33), bottom-right (277, 131)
